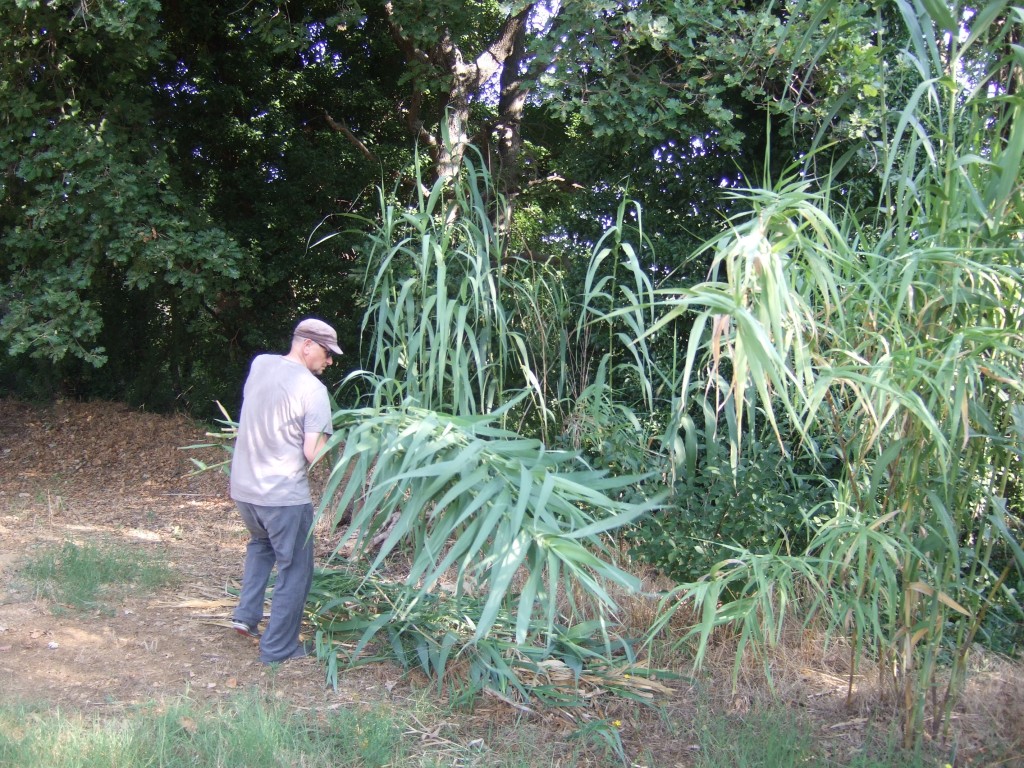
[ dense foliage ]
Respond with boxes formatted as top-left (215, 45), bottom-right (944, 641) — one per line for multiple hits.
top-left (0, 0), bottom-right (247, 405)
top-left (6, 0), bottom-right (1023, 753)
top-left (2, 0), bottom-right (878, 412)
top-left (307, 0), bottom-right (1024, 750)
top-left (631, 1), bottom-right (1024, 744)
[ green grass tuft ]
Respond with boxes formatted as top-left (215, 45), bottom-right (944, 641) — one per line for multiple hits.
top-left (20, 540), bottom-right (176, 612)
top-left (0, 692), bottom-right (594, 767)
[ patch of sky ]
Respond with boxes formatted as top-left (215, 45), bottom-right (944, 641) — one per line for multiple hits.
top-left (651, 134), bottom-right (739, 190)
top-left (157, 61), bottom-right (199, 107)
top-left (261, 163), bottom-right (284, 182)
top-left (300, 21), bottom-right (349, 71)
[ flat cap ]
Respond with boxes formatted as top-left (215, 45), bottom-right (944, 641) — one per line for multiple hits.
top-left (293, 318), bottom-right (342, 355)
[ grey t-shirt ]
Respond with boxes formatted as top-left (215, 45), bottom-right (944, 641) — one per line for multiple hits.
top-left (229, 354), bottom-right (333, 506)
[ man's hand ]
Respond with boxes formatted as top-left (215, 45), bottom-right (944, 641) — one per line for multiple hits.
top-left (303, 432), bottom-right (328, 464)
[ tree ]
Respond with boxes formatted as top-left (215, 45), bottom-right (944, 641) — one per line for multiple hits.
top-left (0, 0), bottom-right (896, 410)
top-left (0, 0), bottom-right (246, 404)
top-left (0, 0), bottom-right (253, 405)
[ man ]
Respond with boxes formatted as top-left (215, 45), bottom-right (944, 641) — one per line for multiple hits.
top-left (229, 317), bottom-right (340, 663)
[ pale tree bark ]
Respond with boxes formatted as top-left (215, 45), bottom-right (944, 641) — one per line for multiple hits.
top-left (383, 2), bottom-right (535, 185)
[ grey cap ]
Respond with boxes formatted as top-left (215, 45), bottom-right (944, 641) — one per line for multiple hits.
top-left (294, 318), bottom-right (342, 355)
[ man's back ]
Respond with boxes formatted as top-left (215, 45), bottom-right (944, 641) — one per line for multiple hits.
top-left (230, 354), bottom-right (331, 506)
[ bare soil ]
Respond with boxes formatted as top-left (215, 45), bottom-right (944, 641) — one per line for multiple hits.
top-left (0, 399), bottom-right (379, 716)
top-left (0, 398), bottom-right (1020, 767)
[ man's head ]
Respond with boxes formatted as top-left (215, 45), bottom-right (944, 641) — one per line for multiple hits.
top-left (292, 318), bottom-right (341, 375)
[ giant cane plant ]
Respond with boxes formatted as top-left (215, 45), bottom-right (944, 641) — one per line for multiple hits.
top-left (636, 0), bottom-right (1024, 746)
top-left (310, 151), bottom-right (663, 697)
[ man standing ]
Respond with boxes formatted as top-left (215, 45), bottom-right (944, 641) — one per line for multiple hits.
top-left (229, 318), bottom-right (340, 663)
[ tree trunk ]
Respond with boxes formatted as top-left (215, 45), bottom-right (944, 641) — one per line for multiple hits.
top-left (384, 3), bottom-right (535, 185)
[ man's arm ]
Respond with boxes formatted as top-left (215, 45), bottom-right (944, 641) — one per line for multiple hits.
top-left (303, 432), bottom-right (328, 465)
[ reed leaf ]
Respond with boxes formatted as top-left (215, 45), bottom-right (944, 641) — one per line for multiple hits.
top-left (319, 402), bottom-right (657, 643)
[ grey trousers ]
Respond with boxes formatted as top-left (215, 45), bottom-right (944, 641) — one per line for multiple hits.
top-left (233, 501), bottom-right (314, 663)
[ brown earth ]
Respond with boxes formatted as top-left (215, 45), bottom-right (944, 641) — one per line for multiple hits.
top-left (0, 398), bottom-right (1021, 767)
top-left (0, 400), bottom-right (391, 724)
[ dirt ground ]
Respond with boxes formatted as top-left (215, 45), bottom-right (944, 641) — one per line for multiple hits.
top-left (0, 400), bottom-right (385, 717)
top-left (0, 398), bottom-right (1021, 767)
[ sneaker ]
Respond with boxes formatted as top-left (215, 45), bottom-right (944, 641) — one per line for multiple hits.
top-left (231, 619), bottom-right (261, 639)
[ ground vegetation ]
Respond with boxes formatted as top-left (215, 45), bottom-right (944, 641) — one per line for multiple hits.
top-left (1, 0), bottom-right (1021, 759)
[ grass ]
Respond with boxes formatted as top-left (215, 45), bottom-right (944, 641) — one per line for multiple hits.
top-left (0, 693), bottom-right (399, 768)
top-left (0, 691), bottom-right (596, 768)
top-left (19, 539), bottom-right (176, 612)
top-left (689, 703), bottom-right (944, 768)
top-left (0, 689), bottom-right (962, 768)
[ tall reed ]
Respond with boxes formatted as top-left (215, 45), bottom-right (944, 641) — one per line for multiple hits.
top-left (637, 0), bottom-right (1024, 745)
top-left (313, 149), bottom-right (663, 690)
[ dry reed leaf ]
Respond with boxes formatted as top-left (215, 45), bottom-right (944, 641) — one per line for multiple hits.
top-left (515, 657), bottom-right (674, 702)
top-left (481, 687), bottom-right (535, 713)
top-left (150, 598), bottom-right (236, 609)
top-left (828, 717), bottom-right (868, 731)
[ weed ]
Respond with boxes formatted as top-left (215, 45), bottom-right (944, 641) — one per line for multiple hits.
top-left (20, 539), bottom-right (175, 612)
top-left (0, 692), bottom-right (596, 768)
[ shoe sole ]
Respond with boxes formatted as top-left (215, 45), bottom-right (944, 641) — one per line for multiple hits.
top-left (232, 623), bottom-right (261, 639)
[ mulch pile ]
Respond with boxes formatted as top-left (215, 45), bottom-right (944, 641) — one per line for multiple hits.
top-left (0, 397), bottom-right (227, 508)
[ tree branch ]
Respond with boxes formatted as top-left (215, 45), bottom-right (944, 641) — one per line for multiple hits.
top-left (322, 110), bottom-right (378, 163)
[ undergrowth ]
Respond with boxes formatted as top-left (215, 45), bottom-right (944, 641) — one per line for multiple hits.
top-left (306, 565), bottom-right (676, 711)
top-left (0, 691), bottom-right (605, 768)
top-left (19, 539), bottom-right (176, 613)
